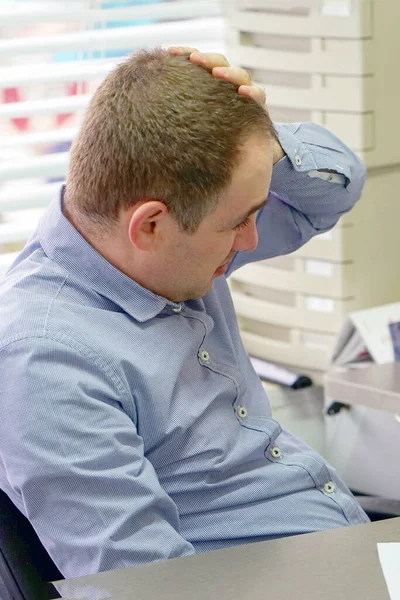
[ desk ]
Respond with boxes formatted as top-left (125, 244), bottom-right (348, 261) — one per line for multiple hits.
top-left (54, 518), bottom-right (400, 600)
top-left (325, 362), bottom-right (400, 414)
top-left (324, 364), bottom-right (400, 499)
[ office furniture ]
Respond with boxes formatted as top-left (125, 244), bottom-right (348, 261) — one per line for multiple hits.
top-left (324, 362), bottom-right (400, 501)
top-left (53, 517), bottom-right (400, 600)
top-left (0, 488), bottom-right (62, 600)
top-left (224, 0), bottom-right (400, 380)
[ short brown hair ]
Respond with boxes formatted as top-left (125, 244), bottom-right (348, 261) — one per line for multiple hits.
top-left (66, 48), bottom-right (276, 233)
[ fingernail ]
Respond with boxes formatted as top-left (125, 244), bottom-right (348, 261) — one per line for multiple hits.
top-left (214, 67), bottom-right (228, 75)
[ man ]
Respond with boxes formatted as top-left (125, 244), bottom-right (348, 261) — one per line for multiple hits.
top-left (0, 47), bottom-right (368, 579)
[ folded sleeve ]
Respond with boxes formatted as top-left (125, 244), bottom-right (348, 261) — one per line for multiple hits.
top-left (227, 122), bottom-right (367, 274)
top-left (0, 337), bottom-right (194, 578)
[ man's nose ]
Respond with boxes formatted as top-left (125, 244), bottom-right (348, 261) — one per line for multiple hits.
top-left (233, 219), bottom-right (259, 253)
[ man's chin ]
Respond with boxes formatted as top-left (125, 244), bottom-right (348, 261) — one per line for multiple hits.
top-left (184, 281), bottom-right (214, 301)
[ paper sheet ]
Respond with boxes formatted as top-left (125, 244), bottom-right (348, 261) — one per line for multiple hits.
top-left (377, 544), bottom-right (400, 600)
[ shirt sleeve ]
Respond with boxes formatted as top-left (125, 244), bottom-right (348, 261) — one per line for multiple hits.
top-left (227, 122), bottom-right (367, 274)
top-left (0, 337), bottom-right (195, 578)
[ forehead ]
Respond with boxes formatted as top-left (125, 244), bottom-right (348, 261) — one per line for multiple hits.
top-left (213, 135), bottom-right (274, 223)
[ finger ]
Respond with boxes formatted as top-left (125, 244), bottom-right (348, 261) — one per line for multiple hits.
top-left (238, 85), bottom-right (267, 107)
top-left (189, 52), bottom-right (230, 69)
top-left (167, 46), bottom-right (199, 55)
top-left (212, 66), bottom-right (252, 87)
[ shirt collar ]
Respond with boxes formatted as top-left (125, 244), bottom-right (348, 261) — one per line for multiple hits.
top-left (37, 185), bottom-right (176, 322)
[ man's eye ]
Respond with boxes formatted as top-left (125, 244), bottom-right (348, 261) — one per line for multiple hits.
top-left (234, 217), bottom-right (251, 231)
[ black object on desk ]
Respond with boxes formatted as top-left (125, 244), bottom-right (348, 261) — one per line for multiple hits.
top-left (250, 356), bottom-right (313, 389)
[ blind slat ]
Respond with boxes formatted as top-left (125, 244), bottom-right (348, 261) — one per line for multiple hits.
top-left (0, 210), bottom-right (42, 245)
top-left (0, 182), bottom-right (62, 212)
top-left (0, 153), bottom-right (69, 182)
top-left (0, 95), bottom-right (91, 119)
top-left (237, 0), bottom-right (317, 7)
top-left (0, 18), bottom-right (224, 57)
top-left (0, 128), bottom-right (78, 149)
top-left (0, 58), bottom-right (115, 88)
top-left (0, 0), bottom-right (221, 25)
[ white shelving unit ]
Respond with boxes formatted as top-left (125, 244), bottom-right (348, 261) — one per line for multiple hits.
top-left (225, 0), bottom-right (400, 379)
top-left (225, 0), bottom-right (400, 169)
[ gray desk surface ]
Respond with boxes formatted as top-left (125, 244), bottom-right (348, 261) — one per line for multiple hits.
top-left (54, 518), bottom-right (400, 600)
top-left (325, 362), bottom-right (400, 413)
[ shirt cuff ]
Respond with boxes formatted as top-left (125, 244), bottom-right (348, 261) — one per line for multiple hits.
top-left (273, 122), bottom-right (353, 185)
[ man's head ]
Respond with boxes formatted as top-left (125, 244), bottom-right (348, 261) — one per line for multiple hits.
top-left (65, 48), bottom-right (275, 301)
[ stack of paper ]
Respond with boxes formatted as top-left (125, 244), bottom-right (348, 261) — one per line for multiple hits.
top-left (331, 302), bottom-right (400, 368)
top-left (377, 543), bottom-right (400, 600)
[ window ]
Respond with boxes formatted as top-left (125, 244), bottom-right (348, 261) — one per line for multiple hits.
top-left (0, 0), bottom-right (224, 272)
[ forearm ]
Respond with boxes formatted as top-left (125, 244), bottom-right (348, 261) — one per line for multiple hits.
top-left (227, 122), bottom-right (367, 272)
top-left (271, 122), bottom-right (367, 223)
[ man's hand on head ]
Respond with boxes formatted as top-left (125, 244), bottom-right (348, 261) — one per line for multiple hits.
top-left (167, 46), bottom-right (266, 107)
top-left (167, 46), bottom-right (285, 165)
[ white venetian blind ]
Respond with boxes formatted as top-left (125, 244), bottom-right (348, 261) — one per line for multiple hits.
top-left (0, 0), bottom-right (225, 274)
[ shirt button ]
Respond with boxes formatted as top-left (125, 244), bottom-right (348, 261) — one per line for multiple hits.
top-left (323, 482), bottom-right (335, 494)
top-left (237, 406), bottom-right (248, 418)
top-left (200, 349), bottom-right (210, 363)
top-left (172, 304), bottom-right (182, 313)
top-left (295, 155), bottom-right (302, 166)
top-left (327, 174), bottom-right (334, 182)
top-left (270, 446), bottom-right (282, 459)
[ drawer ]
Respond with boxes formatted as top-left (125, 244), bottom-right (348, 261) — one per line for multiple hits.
top-left (250, 68), bottom-right (374, 113)
top-left (268, 107), bottom-right (375, 151)
top-left (227, 0), bottom-right (400, 168)
top-left (324, 111), bottom-right (374, 151)
top-left (231, 1), bottom-right (373, 39)
top-left (229, 36), bottom-right (374, 76)
top-left (229, 279), bottom-right (356, 333)
top-left (324, 398), bottom-right (400, 499)
top-left (230, 257), bottom-right (356, 298)
top-left (292, 226), bottom-right (355, 262)
top-left (238, 325), bottom-right (333, 371)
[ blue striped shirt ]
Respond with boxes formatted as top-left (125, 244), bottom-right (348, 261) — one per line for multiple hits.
top-left (0, 123), bottom-right (369, 579)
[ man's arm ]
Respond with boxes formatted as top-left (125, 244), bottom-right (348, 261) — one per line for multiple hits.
top-left (230, 120), bottom-right (366, 270)
top-left (0, 337), bottom-right (194, 578)
top-left (228, 120), bottom-right (366, 269)
top-left (168, 47), bottom-right (367, 268)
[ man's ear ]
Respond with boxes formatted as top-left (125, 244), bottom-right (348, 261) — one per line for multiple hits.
top-left (127, 201), bottom-right (170, 251)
